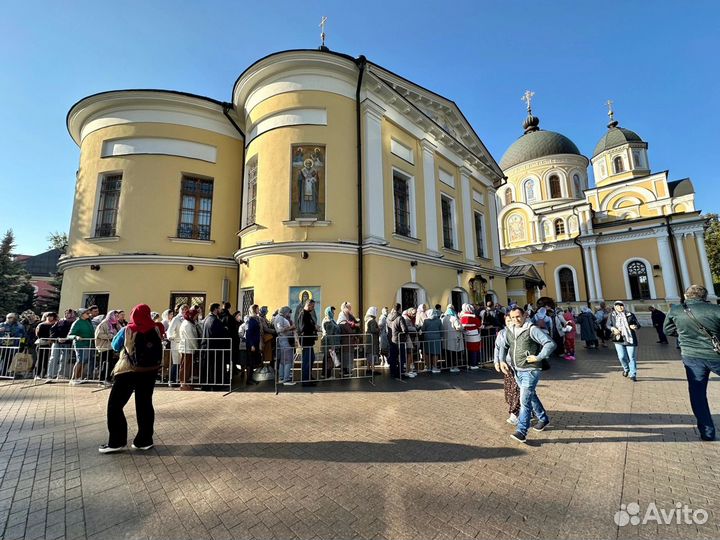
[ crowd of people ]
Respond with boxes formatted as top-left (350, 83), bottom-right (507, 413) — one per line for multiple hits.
top-left (2, 283), bottom-right (720, 451)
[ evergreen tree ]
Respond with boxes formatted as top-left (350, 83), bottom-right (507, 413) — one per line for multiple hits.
top-left (35, 232), bottom-right (67, 314)
top-left (0, 230), bottom-right (35, 315)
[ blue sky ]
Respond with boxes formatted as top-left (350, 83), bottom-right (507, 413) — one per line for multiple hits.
top-left (2, 0), bottom-right (719, 254)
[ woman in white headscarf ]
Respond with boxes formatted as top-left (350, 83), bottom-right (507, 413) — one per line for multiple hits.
top-left (364, 307), bottom-right (380, 373)
top-left (442, 304), bottom-right (464, 373)
top-left (337, 301), bottom-right (359, 377)
top-left (608, 301), bottom-right (641, 380)
top-left (421, 308), bottom-right (444, 373)
top-left (95, 309), bottom-right (120, 386)
top-left (378, 307), bottom-right (389, 366)
top-left (402, 308), bottom-right (418, 377)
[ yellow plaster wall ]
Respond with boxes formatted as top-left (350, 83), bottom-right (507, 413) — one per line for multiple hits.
top-left (595, 238), bottom-right (664, 300)
top-left (241, 92), bottom-right (357, 247)
top-left (60, 264), bottom-right (237, 313)
top-left (70, 123), bottom-right (244, 258)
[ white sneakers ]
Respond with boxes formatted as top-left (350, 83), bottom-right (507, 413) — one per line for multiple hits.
top-left (131, 443), bottom-right (154, 451)
top-left (449, 367), bottom-right (460, 373)
top-left (98, 445), bottom-right (126, 454)
top-left (405, 371), bottom-right (417, 378)
top-left (431, 368), bottom-right (441, 374)
top-left (469, 366), bottom-right (480, 371)
top-left (506, 413), bottom-right (518, 425)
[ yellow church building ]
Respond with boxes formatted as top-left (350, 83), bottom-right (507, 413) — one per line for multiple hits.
top-left (60, 49), bottom-right (507, 318)
top-left (498, 95), bottom-right (716, 319)
top-left (58, 48), bottom-right (715, 321)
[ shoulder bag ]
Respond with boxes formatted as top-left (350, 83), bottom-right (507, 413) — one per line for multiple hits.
top-left (681, 302), bottom-right (720, 355)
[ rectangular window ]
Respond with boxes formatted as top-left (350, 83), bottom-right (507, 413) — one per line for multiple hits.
top-left (82, 293), bottom-right (109, 315)
top-left (169, 293), bottom-right (206, 313)
top-left (246, 156), bottom-right (258, 226)
top-left (441, 195), bottom-right (454, 249)
top-left (393, 172), bottom-right (411, 237)
top-left (95, 174), bottom-right (122, 237)
top-left (240, 288), bottom-right (255, 317)
top-left (474, 211), bottom-right (486, 257)
top-left (177, 176), bottom-right (213, 240)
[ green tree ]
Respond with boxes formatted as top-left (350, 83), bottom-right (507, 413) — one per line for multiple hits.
top-left (704, 213), bottom-right (720, 295)
top-left (35, 232), bottom-right (67, 314)
top-left (0, 230), bottom-right (35, 315)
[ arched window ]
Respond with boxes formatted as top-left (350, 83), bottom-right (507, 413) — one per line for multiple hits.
top-left (549, 175), bottom-right (562, 198)
top-left (573, 174), bottom-right (581, 196)
top-left (504, 188), bottom-right (513, 206)
top-left (613, 156), bottom-right (625, 173)
top-left (558, 268), bottom-right (576, 302)
top-left (523, 179), bottom-right (536, 203)
top-left (554, 218), bottom-right (565, 235)
top-left (627, 260), bottom-right (651, 299)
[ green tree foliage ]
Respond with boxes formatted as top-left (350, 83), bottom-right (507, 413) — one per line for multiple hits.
top-left (35, 232), bottom-right (67, 314)
top-left (704, 214), bottom-right (720, 294)
top-left (0, 230), bottom-right (35, 315)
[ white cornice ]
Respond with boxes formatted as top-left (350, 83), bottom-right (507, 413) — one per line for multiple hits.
top-left (58, 254), bottom-right (237, 272)
top-left (234, 241), bottom-right (509, 276)
top-left (233, 51), bottom-right (358, 118)
top-left (67, 91), bottom-right (241, 146)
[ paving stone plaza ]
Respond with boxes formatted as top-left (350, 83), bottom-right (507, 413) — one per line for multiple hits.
top-left (1, 328), bottom-right (719, 540)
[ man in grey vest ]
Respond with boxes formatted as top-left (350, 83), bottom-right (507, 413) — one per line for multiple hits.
top-left (498, 306), bottom-right (556, 443)
top-left (664, 284), bottom-right (720, 441)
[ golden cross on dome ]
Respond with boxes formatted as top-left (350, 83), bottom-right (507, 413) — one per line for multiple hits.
top-left (521, 90), bottom-right (535, 113)
top-left (606, 99), bottom-right (615, 121)
top-left (319, 16), bottom-right (328, 47)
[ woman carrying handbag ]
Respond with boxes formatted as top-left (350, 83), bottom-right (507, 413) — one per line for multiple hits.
top-left (608, 301), bottom-right (641, 381)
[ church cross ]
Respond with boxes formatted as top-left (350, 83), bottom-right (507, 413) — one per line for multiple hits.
top-left (521, 90), bottom-right (535, 113)
top-left (319, 16), bottom-right (328, 47)
top-left (606, 99), bottom-right (614, 121)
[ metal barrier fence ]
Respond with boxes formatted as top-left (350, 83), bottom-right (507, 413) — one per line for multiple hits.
top-left (170, 337), bottom-right (233, 392)
top-left (274, 332), bottom-right (376, 391)
top-left (27, 336), bottom-right (234, 392)
top-left (395, 330), bottom-right (497, 379)
top-left (0, 338), bottom-right (24, 380)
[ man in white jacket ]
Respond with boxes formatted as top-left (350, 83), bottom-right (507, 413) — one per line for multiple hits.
top-left (166, 304), bottom-right (189, 385)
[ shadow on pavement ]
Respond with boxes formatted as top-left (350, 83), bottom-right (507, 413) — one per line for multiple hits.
top-left (157, 438), bottom-right (525, 462)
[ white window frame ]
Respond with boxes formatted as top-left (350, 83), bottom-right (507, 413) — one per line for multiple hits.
top-left (545, 170), bottom-right (566, 199)
top-left (523, 178), bottom-right (537, 203)
top-left (243, 155), bottom-right (258, 227)
top-left (392, 167), bottom-right (417, 238)
top-left (440, 193), bottom-right (459, 250)
top-left (396, 282), bottom-right (427, 306)
top-left (554, 265), bottom-right (580, 302)
top-left (473, 210), bottom-right (487, 258)
top-left (91, 171), bottom-right (123, 238)
top-left (622, 257), bottom-right (657, 300)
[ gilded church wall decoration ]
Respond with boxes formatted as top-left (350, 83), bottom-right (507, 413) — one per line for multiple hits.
top-left (291, 144), bottom-right (326, 220)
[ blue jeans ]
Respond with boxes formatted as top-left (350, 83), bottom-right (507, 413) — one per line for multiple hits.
top-left (614, 343), bottom-right (638, 376)
top-left (278, 346), bottom-right (294, 382)
top-left (682, 356), bottom-right (720, 440)
top-left (47, 343), bottom-right (71, 378)
top-left (301, 345), bottom-right (315, 381)
top-left (515, 370), bottom-right (549, 436)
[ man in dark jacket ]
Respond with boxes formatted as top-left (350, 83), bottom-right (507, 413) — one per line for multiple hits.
top-left (664, 284), bottom-right (720, 441)
top-left (298, 299), bottom-right (318, 384)
top-left (201, 303), bottom-right (230, 385)
top-left (219, 302), bottom-right (240, 365)
top-left (46, 309), bottom-right (76, 381)
top-left (649, 307), bottom-right (669, 344)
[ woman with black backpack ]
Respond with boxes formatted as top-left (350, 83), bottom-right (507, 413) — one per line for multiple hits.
top-left (100, 304), bottom-right (163, 454)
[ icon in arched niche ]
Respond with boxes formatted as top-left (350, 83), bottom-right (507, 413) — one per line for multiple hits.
top-left (291, 144), bottom-right (325, 220)
top-left (507, 214), bottom-right (525, 242)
